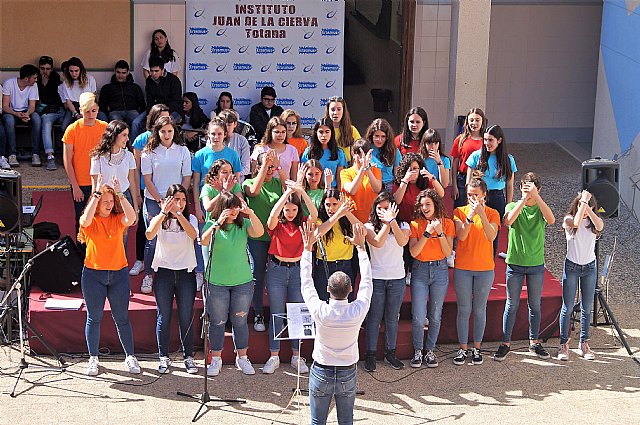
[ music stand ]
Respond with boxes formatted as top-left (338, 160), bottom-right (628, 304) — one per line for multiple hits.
top-left (0, 240), bottom-right (67, 397)
top-left (270, 303), bottom-right (316, 424)
top-left (177, 228), bottom-right (246, 422)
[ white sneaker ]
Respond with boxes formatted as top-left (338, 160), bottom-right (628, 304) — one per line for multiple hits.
top-left (447, 251), bottom-right (455, 268)
top-left (253, 315), bottom-right (266, 332)
top-left (558, 341), bottom-right (570, 361)
top-left (291, 355), bottom-right (309, 374)
top-left (235, 355), bottom-right (255, 375)
top-left (129, 260), bottom-right (144, 276)
top-left (87, 356), bottom-right (99, 376)
top-left (196, 272), bottom-right (204, 291)
top-left (184, 356), bottom-right (198, 374)
top-left (579, 340), bottom-right (596, 360)
top-left (207, 356), bottom-right (222, 376)
top-left (8, 154), bottom-right (19, 167)
top-left (0, 156), bottom-right (10, 170)
top-left (158, 356), bottom-right (170, 374)
top-left (31, 154), bottom-right (42, 167)
top-left (141, 275), bottom-right (153, 294)
top-left (125, 355), bottom-right (141, 374)
top-left (262, 356), bottom-right (280, 374)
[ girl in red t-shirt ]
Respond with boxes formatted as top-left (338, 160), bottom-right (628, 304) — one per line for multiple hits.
top-left (450, 108), bottom-right (486, 208)
top-left (393, 106), bottom-right (429, 156)
top-left (262, 180), bottom-right (318, 375)
top-left (393, 153), bottom-right (444, 224)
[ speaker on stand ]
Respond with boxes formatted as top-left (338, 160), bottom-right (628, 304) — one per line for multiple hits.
top-left (0, 170), bottom-right (22, 235)
top-left (582, 158), bottom-right (619, 218)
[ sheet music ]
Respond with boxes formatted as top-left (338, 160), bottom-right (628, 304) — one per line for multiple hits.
top-left (286, 302), bottom-right (316, 339)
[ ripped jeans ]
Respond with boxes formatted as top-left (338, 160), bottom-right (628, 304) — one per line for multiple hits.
top-left (206, 281), bottom-right (254, 351)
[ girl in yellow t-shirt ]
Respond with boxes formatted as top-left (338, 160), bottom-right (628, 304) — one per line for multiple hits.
top-left (314, 189), bottom-right (360, 301)
top-left (451, 171), bottom-right (500, 367)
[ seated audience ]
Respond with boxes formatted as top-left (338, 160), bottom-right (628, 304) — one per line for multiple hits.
top-left (36, 55), bottom-right (64, 171)
top-left (249, 86), bottom-right (284, 142)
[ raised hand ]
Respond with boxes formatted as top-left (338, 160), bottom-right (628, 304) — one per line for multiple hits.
top-left (217, 208), bottom-right (232, 224)
top-left (301, 220), bottom-right (318, 251)
top-left (345, 222), bottom-right (367, 248)
top-left (110, 175), bottom-right (121, 193)
top-left (580, 190), bottom-right (591, 203)
top-left (323, 168), bottom-right (333, 188)
top-left (378, 202), bottom-right (399, 224)
top-left (336, 197), bottom-right (355, 217)
top-left (239, 199), bottom-right (253, 216)
top-left (221, 174), bottom-right (237, 192)
top-left (161, 196), bottom-right (177, 215)
top-left (420, 168), bottom-right (434, 180)
top-left (95, 173), bottom-right (104, 191)
top-left (211, 175), bottom-right (224, 191)
top-left (297, 163), bottom-right (309, 185)
top-left (403, 168), bottom-right (419, 184)
top-left (285, 179), bottom-right (304, 193)
top-left (428, 147), bottom-right (441, 163)
top-left (431, 218), bottom-right (443, 234)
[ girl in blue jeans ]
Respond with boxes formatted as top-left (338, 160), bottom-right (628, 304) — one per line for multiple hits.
top-left (262, 178), bottom-right (318, 375)
top-left (558, 190), bottom-right (603, 361)
top-left (495, 172), bottom-right (555, 361)
top-left (78, 174), bottom-right (139, 376)
top-left (146, 184), bottom-right (198, 374)
top-left (363, 192), bottom-right (410, 372)
top-left (408, 189), bottom-right (454, 368)
top-left (201, 192), bottom-right (264, 376)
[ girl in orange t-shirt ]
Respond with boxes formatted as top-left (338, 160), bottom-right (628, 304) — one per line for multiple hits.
top-left (78, 174), bottom-right (138, 377)
top-left (408, 189), bottom-right (454, 368)
top-left (281, 109), bottom-right (308, 159)
top-left (451, 171), bottom-right (499, 367)
top-left (450, 108), bottom-right (486, 208)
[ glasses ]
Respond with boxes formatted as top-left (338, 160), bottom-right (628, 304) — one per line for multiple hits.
top-left (39, 55), bottom-right (52, 62)
top-left (272, 130), bottom-right (287, 135)
top-left (267, 165), bottom-right (275, 170)
top-left (262, 97), bottom-right (276, 102)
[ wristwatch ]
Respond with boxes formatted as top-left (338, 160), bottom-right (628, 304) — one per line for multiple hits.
top-left (437, 232), bottom-right (445, 238)
top-left (176, 211), bottom-right (182, 216)
top-left (465, 216), bottom-right (474, 224)
top-left (423, 230), bottom-right (431, 238)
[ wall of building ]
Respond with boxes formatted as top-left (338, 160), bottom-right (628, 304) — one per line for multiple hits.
top-left (485, 3), bottom-right (602, 143)
top-left (592, 0), bottom-right (640, 219)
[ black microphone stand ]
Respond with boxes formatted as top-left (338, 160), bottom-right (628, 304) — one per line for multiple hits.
top-left (177, 223), bottom-right (245, 422)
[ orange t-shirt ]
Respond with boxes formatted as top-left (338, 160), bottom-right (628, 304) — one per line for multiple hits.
top-left (340, 166), bottom-right (382, 223)
top-left (409, 217), bottom-right (455, 262)
top-left (453, 205), bottom-right (500, 271)
top-left (63, 119), bottom-right (108, 186)
top-left (288, 137), bottom-right (308, 158)
top-left (81, 214), bottom-right (128, 270)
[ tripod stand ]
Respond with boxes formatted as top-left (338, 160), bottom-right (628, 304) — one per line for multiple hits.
top-left (176, 229), bottom-right (245, 422)
top-left (0, 239), bottom-right (67, 397)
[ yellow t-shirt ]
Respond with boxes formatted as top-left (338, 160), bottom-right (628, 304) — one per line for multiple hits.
top-left (334, 125), bottom-right (360, 163)
top-left (316, 219), bottom-right (353, 261)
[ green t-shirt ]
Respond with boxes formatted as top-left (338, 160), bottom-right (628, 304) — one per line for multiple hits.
top-left (242, 177), bottom-right (283, 241)
top-left (204, 218), bottom-right (253, 286)
top-left (302, 188), bottom-right (324, 216)
top-left (505, 202), bottom-right (546, 266)
top-left (200, 182), bottom-right (242, 220)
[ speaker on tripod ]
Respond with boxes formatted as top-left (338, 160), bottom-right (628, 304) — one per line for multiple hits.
top-left (581, 158), bottom-right (619, 218)
top-left (0, 170), bottom-right (22, 234)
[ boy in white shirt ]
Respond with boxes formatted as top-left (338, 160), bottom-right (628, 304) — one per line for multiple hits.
top-left (2, 64), bottom-right (42, 167)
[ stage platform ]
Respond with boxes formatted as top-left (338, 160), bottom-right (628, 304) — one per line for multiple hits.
top-left (26, 190), bottom-right (562, 363)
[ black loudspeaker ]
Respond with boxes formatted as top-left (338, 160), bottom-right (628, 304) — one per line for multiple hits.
top-left (0, 170), bottom-right (22, 234)
top-left (30, 236), bottom-right (83, 293)
top-left (582, 158), bottom-right (619, 219)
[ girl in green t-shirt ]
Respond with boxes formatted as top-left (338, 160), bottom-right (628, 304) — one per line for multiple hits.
top-left (201, 192), bottom-right (263, 377)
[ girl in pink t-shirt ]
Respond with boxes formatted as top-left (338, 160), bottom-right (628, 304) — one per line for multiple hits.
top-left (262, 180), bottom-right (318, 375)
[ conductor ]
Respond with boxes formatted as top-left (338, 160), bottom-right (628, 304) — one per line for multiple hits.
top-left (300, 221), bottom-right (373, 425)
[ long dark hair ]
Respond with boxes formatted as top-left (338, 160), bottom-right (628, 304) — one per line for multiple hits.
top-left (365, 118), bottom-right (396, 167)
top-left (214, 91), bottom-right (233, 115)
top-left (279, 193), bottom-right (305, 227)
top-left (181, 92), bottom-right (208, 129)
top-left (91, 120), bottom-right (129, 158)
top-left (309, 118), bottom-right (338, 161)
top-left (150, 29), bottom-right (176, 64)
top-left (457, 107), bottom-right (486, 149)
top-left (162, 184), bottom-right (190, 230)
top-left (400, 106), bottom-right (429, 148)
top-left (368, 191), bottom-right (400, 233)
top-left (145, 103), bottom-right (170, 131)
top-left (210, 191), bottom-right (244, 230)
top-left (145, 116), bottom-right (183, 153)
top-left (258, 116), bottom-right (288, 146)
top-left (63, 56), bottom-right (88, 89)
top-left (419, 128), bottom-right (448, 161)
top-left (324, 97), bottom-right (355, 152)
top-left (477, 125), bottom-right (512, 180)
top-left (205, 159), bottom-right (233, 186)
top-left (394, 152), bottom-right (429, 189)
top-left (414, 189), bottom-right (446, 221)
top-left (302, 159), bottom-right (325, 191)
top-left (319, 189), bottom-right (352, 243)
top-left (566, 193), bottom-right (601, 236)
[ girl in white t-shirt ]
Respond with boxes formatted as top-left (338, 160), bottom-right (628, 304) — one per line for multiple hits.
top-left (363, 191), bottom-right (410, 372)
top-left (141, 29), bottom-right (181, 79)
top-left (145, 184), bottom-right (198, 375)
top-left (60, 57), bottom-right (99, 131)
top-left (90, 120), bottom-right (137, 247)
top-left (558, 190), bottom-right (604, 361)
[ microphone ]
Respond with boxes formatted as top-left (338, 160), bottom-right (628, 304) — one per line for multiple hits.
top-left (317, 237), bottom-right (327, 260)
